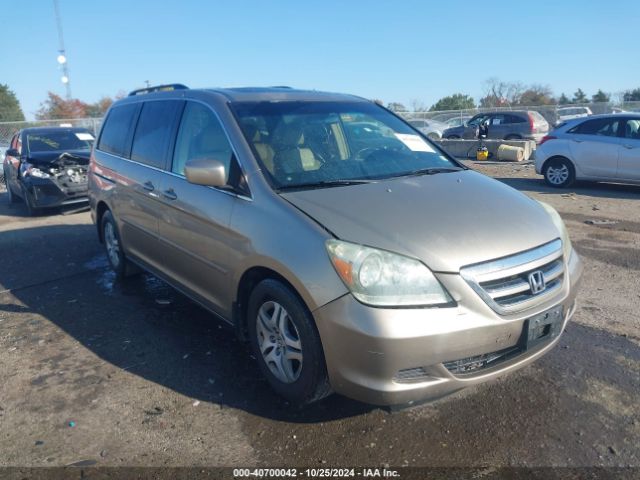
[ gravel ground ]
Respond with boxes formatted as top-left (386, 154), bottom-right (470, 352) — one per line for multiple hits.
top-left (0, 164), bottom-right (638, 471)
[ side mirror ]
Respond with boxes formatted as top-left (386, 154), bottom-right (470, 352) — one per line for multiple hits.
top-left (6, 148), bottom-right (19, 158)
top-left (184, 158), bottom-right (227, 187)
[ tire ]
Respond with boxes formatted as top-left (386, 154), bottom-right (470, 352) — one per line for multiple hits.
top-left (247, 279), bottom-right (332, 405)
top-left (21, 184), bottom-right (39, 216)
top-left (5, 171), bottom-right (17, 205)
top-left (446, 135), bottom-right (461, 140)
top-left (543, 157), bottom-right (575, 188)
top-left (100, 210), bottom-right (139, 278)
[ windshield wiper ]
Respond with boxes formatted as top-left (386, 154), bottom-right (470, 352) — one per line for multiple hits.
top-left (277, 179), bottom-right (376, 191)
top-left (400, 167), bottom-right (463, 177)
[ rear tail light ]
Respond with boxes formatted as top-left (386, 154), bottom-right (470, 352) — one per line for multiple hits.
top-left (539, 135), bottom-right (557, 145)
top-left (528, 113), bottom-right (536, 133)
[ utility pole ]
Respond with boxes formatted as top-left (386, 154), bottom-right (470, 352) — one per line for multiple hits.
top-left (53, 0), bottom-right (72, 99)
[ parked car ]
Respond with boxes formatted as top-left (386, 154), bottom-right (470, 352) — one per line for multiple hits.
top-left (90, 84), bottom-right (582, 406)
top-left (443, 111), bottom-right (549, 142)
top-left (0, 142), bottom-right (8, 187)
top-left (555, 106), bottom-right (592, 125)
top-left (406, 118), bottom-right (449, 140)
top-left (3, 127), bottom-right (94, 215)
top-left (444, 115), bottom-right (472, 128)
top-left (535, 114), bottom-right (640, 187)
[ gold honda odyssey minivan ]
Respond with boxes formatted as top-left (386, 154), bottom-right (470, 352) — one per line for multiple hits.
top-left (89, 84), bottom-right (583, 406)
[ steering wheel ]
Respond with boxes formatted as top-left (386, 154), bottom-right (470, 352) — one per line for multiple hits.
top-left (353, 147), bottom-right (381, 161)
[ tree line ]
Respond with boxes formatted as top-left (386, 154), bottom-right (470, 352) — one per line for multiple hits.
top-left (385, 78), bottom-right (640, 112)
top-left (0, 85), bottom-right (124, 122)
top-left (2, 81), bottom-right (640, 122)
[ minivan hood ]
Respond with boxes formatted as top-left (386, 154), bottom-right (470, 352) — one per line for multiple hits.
top-left (280, 170), bottom-right (560, 272)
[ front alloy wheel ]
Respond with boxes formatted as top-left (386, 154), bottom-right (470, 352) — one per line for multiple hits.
top-left (248, 279), bottom-right (331, 404)
top-left (256, 301), bottom-right (303, 383)
top-left (544, 158), bottom-right (575, 188)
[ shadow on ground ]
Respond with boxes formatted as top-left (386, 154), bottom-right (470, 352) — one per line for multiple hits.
top-left (1, 221), bottom-right (374, 424)
top-left (492, 177), bottom-right (640, 201)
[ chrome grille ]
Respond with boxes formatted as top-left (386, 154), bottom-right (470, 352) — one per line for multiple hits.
top-left (460, 239), bottom-right (565, 314)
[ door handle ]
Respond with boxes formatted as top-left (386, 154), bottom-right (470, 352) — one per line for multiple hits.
top-left (162, 188), bottom-right (177, 201)
top-left (143, 181), bottom-right (155, 191)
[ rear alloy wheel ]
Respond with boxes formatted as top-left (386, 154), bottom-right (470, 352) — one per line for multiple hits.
top-left (101, 210), bottom-right (139, 278)
top-left (544, 157), bottom-right (575, 188)
top-left (248, 279), bottom-right (331, 405)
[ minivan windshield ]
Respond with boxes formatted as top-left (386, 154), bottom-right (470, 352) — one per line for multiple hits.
top-left (233, 101), bottom-right (461, 190)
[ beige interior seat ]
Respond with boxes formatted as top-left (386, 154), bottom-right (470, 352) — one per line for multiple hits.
top-left (271, 122), bottom-right (322, 176)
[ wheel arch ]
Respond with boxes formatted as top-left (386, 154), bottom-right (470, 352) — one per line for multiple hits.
top-left (234, 265), bottom-right (319, 341)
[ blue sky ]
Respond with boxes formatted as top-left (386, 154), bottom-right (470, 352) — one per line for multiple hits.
top-left (3, 0), bottom-right (639, 120)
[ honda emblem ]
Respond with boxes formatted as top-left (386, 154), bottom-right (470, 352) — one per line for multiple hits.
top-left (528, 270), bottom-right (546, 294)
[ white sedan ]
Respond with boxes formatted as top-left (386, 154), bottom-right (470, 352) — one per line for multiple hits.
top-left (535, 114), bottom-right (640, 187)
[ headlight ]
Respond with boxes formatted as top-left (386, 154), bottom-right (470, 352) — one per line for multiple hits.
top-left (23, 164), bottom-right (50, 179)
top-left (538, 201), bottom-right (572, 260)
top-left (326, 239), bottom-right (452, 307)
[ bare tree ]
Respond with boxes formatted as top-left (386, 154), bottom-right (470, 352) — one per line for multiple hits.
top-left (480, 78), bottom-right (525, 107)
top-left (409, 99), bottom-right (428, 112)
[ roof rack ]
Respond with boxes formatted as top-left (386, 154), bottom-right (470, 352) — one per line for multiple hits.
top-left (128, 83), bottom-right (189, 96)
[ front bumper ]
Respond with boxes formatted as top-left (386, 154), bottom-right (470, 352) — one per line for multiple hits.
top-left (23, 176), bottom-right (88, 208)
top-left (313, 250), bottom-right (583, 406)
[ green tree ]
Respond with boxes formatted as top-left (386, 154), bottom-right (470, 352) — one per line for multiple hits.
top-left (591, 89), bottom-right (610, 103)
top-left (429, 93), bottom-right (475, 111)
top-left (517, 84), bottom-right (556, 106)
top-left (572, 88), bottom-right (588, 104)
top-left (0, 84), bottom-right (25, 121)
top-left (558, 93), bottom-right (571, 105)
top-left (623, 88), bottom-right (640, 102)
top-left (386, 102), bottom-right (407, 112)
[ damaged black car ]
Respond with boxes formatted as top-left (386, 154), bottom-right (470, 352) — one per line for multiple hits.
top-left (3, 127), bottom-right (94, 215)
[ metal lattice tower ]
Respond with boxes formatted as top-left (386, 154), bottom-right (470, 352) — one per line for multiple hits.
top-left (53, 0), bottom-right (72, 99)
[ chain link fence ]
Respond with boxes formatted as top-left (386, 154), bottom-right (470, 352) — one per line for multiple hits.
top-left (397, 101), bottom-right (640, 129)
top-left (1, 100), bottom-right (639, 152)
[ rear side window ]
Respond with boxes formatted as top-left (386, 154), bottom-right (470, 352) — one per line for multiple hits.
top-left (131, 101), bottom-right (183, 169)
top-left (624, 119), bottom-right (640, 139)
top-left (98, 104), bottom-right (139, 157)
top-left (506, 114), bottom-right (526, 124)
top-left (568, 118), bottom-right (619, 137)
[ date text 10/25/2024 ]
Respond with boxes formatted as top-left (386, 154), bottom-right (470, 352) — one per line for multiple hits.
top-left (233, 468), bottom-right (400, 478)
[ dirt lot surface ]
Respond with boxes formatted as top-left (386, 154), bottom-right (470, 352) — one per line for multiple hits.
top-left (0, 164), bottom-right (638, 470)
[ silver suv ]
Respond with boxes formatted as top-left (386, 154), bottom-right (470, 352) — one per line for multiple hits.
top-left (443, 110), bottom-right (550, 142)
top-left (89, 84), bottom-right (583, 406)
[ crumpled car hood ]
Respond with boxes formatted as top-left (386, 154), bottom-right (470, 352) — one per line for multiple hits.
top-left (280, 170), bottom-right (560, 272)
top-left (27, 150), bottom-right (90, 167)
